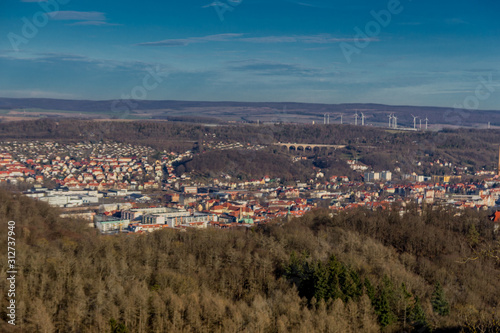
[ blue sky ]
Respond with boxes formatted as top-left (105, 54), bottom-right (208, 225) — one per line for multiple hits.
top-left (1, 0), bottom-right (500, 108)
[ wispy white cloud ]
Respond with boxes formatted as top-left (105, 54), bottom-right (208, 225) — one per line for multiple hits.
top-left (229, 60), bottom-right (320, 77)
top-left (398, 18), bottom-right (469, 27)
top-left (0, 51), bottom-right (164, 73)
top-left (225, 59), bottom-right (342, 81)
top-left (241, 34), bottom-right (378, 44)
top-left (138, 33), bottom-right (378, 47)
top-left (69, 21), bottom-right (121, 26)
top-left (48, 11), bottom-right (106, 21)
top-left (45, 11), bottom-right (119, 26)
top-left (0, 89), bottom-right (78, 99)
top-left (137, 33), bottom-right (244, 46)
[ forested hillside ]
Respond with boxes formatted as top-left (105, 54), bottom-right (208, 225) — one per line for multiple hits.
top-left (174, 149), bottom-right (320, 182)
top-left (0, 120), bottom-right (499, 179)
top-left (0, 190), bottom-right (499, 332)
top-left (2, 119), bottom-right (500, 151)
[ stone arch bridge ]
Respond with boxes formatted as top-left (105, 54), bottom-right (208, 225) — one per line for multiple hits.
top-left (274, 143), bottom-right (346, 151)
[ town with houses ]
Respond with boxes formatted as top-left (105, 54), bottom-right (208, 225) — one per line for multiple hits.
top-left (1, 140), bottom-right (500, 234)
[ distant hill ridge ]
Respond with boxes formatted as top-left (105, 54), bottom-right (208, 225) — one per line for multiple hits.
top-left (0, 97), bottom-right (498, 127)
top-left (0, 97), bottom-right (482, 112)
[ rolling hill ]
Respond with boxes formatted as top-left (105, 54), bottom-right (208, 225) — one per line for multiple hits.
top-left (0, 97), bottom-right (498, 128)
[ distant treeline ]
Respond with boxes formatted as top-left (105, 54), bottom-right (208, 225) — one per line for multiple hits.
top-left (155, 116), bottom-right (223, 124)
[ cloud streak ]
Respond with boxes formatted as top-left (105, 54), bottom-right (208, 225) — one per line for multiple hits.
top-left (0, 51), bottom-right (166, 74)
top-left (0, 89), bottom-right (78, 99)
top-left (229, 60), bottom-right (324, 77)
top-left (137, 33), bottom-right (245, 46)
top-left (48, 11), bottom-right (106, 21)
top-left (69, 21), bottom-right (121, 26)
top-left (138, 33), bottom-right (378, 47)
top-left (46, 11), bottom-right (118, 26)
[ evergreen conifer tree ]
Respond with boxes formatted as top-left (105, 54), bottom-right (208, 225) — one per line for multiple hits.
top-left (431, 282), bottom-right (450, 316)
top-left (409, 297), bottom-right (428, 331)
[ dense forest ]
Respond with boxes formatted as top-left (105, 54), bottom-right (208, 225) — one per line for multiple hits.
top-left (173, 149), bottom-right (342, 182)
top-left (0, 189), bottom-right (499, 332)
top-left (173, 149), bottom-right (356, 182)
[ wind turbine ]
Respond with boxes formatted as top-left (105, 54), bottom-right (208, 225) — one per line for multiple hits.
top-left (340, 114), bottom-right (343, 125)
top-left (393, 116), bottom-right (398, 129)
top-left (361, 112), bottom-right (365, 126)
top-left (354, 112), bottom-right (359, 126)
top-left (387, 113), bottom-right (394, 128)
top-left (425, 117), bottom-right (428, 130)
top-left (411, 114), bottom-right (418, 129)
